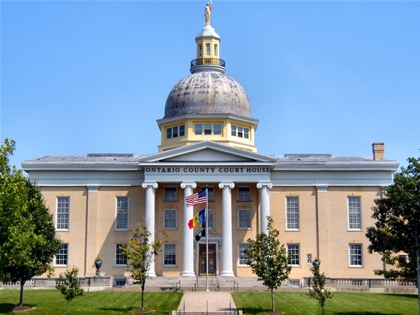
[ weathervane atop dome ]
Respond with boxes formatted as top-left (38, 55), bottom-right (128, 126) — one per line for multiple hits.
top-left (204, 1), bottom-right (212, 25)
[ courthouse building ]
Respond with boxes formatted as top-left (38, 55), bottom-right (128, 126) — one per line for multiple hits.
top-left (23, 5), bottom-right (399, 286)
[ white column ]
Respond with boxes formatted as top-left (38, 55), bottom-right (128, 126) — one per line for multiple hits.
top-left (257, 182), bottom-right (272, 234)
top-left (180, 182), bottom-right (197, 277)
top-left (142, 182), bottom-right (158, 277)
top-left (219, 182), bottom-right (235, 277)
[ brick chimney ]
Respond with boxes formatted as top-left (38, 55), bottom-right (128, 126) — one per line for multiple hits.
top-left (372, 142), bottom-right (384, 160)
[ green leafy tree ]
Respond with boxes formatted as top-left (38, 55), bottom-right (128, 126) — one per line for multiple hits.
top-left (244, 216), bottom-right (291, 312)
top-left (366, 156), bottom-right (420, 280)
top-left (0, 138), bottom-right (62, 307)
top-left (56, 267), bottom-right (84, 315)
top-left (308, 259), bottom-right (334, 315)
top-left (120, 224), bottom-right (168, 310)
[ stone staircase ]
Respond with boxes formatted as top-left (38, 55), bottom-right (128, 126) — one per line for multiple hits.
top-left (142, 276), bottom-right (269, 292)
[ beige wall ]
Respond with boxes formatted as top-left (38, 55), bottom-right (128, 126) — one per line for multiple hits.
top-left (40, 183), bottom-right (384, 280)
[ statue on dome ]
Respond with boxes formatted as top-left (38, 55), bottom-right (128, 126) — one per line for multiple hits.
top-left (205, 1), bottom-right (212, 25)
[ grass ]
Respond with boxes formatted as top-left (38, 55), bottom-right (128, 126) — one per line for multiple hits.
top-left (0, 290), bottom-right (183, 315)
top-left (232, 291), bottom-right (418, 315)
top-left (1, 290), bottom-right (418, 315)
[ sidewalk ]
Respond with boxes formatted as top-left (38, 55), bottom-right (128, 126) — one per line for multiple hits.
top-left (177, 292), bottom-right (237, 313)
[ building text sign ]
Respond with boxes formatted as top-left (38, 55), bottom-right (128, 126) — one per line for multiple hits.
top-left (144, 166), bottom-right (271, 174)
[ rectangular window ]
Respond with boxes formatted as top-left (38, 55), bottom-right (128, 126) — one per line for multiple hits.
top-left (349, 244), bottom-right (363, 266)
top-left (348, 196), bottom-right (361, 230)
top-left (208, 210), bottom-right (214, 229)
top-left (206, 43), bottom-right (210, 55)
top-left (214, 44), bottom-right (218, 56)
top-left (116, 197), bottom-right (129, 230)
top-left (244, 127), bottom-right (249, 139)
top-left (115, 244), bottom-right (127, 266)
top-left (238, 187), bottom-right (251, 201)
top-left (204, 123), bottom-right (212, 135)
top-left (214, 123), bottom-right (221, 135)
top-left (238, 126), bottom-right (243, 138)
top-left (56, 197), bottom-right (70, 230)
top-left (207, 187), bottom-right (214, 201)
top-left (173, 126), bottom-right (178, 138)
top-left (164, 244), bottom-right (176, 266)
top-left (238, 244), bottom-right (251, 265)
top-left (286, 197), bottom-right (299, 230)
top-left (164, 187), bottom-right (177, 201)
top-left (231, 125), bottom-right (236, 136)
top-left (166, 127), bottom-right (172, 139)
top-left (55, 244), bottom-right (68, 266)
top-left (287, 244), bottom-right (300, 266)
top-left (164, 209), bottom-right (177, 229)
top-left (180, 125), bottom-right (185, 137)
top-left (195, 124), bottom-right (203, 135)
top-left (238, 209), bottom-right (251, 229)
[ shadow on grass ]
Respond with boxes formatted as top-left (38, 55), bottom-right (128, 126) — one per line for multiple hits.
top-left (334, 313), bottom-right (403, 315)
top-left (99, 307), bottom-right (154, 313)
top-left (239, 307), bottom-right (272, 315)
top-left (0, 303), bottom-right (15, 314)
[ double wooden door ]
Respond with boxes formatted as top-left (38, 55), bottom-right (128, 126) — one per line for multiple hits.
top-left (199, 244), bottom-right (216, 276)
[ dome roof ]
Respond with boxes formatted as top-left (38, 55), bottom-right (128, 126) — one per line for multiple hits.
top-left (164, 72), bottom-right (252, 119)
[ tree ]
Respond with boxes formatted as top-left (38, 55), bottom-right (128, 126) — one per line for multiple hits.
top-left (366, 156), bottom-right (420, 279)
top-left (244, 216), bottom-right (291, 312)
top-left (56, 267), bottom-right (84, 315)
top-left (308, 259), bottom-right (334, 315)
top-left (0, 138), bottom-right (62, 307)
top-left (120, 224), bottom-right (168, 310)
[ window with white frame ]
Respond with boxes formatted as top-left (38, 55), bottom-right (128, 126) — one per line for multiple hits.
top-left (164, 209), bottom-right (177, 229)
top-left (286, 197), bottom-right (299, 230)
top-left (238, 209), bottom-right (251, 229)
top-left (164, 187), bottom-right (177, 201)
top-left (231, 124), bottom-right (250, 139)
top-left (287, 244), bottom-right (300, 266)
top-left (207, 187), bottom-right (215, 201)
top-left (166, 124), bottom-right (185, 139)
top-left (348, 196), bottom-right (361, 230)
top-left (207, 210), bottom-right (214, 229)
top-left (116, 196), bottom-right (129, 230)
top-left (164, 244), bottom-right (176, 266)
top-left (115, 244), bottom-right (127, 266)
top-left (55, 244), bottom-right (68, 266)
top-left (349, 244), bottom-right (362, 266)
top-left (194, 123), bottom-right (222, 136)
top-left (56, 197), bottom-right (70, 230)
top-left (238, 244), bottom-right (251, 265)
top-left (238, 187), bottom-right (251, 201)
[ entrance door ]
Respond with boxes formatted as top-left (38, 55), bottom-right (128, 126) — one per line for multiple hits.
top-left (199, 244), bottom-right (216, 276)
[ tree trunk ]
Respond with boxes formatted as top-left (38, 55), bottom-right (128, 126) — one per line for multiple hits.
top-left (141, 281), bottom-right (145, 310)
top-left (271, 288), bottom-right (275, 312)
top-left (19, 279), bottom-right (25, 306)
top-left (67, 300), bottom-right (70, 315)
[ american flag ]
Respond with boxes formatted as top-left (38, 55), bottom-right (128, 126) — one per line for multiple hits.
top-left (186, 190), bottom-right (207, 207)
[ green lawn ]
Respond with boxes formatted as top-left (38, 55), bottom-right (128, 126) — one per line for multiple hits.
top-left (0, 290), bottom-right (183, 315)
top-left (232, 292), bottom-right (418, 315)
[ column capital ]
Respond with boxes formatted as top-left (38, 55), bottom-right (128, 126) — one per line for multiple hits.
top-left (256, 182), bottom-right (273, 190)
top-left (142, 182), bottom-right (158, 189)
top-left (87, 185), bottom-right (100, 192)
top-left (180, 182), bottom-right (197, 189)
top-left (316, 185), bottom-right (329, 193)
top-left (218, 182), bottom-right (235, 189)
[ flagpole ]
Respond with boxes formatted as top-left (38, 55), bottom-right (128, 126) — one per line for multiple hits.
top-left (205, 185), bottom-right (209, 292)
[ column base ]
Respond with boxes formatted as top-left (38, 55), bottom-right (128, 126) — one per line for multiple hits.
top-left (220, 271), bottom-right (235, 277)
top-left (180, 271), bottom-right (196, 277)
top-left (147, 271), bottom-right (156, 277)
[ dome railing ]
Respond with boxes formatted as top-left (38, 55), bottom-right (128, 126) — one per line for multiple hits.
top-left (191, 58), bottom-right (225, 68)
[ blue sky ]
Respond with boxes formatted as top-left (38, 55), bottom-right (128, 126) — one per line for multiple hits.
top-left (2, 1), bottom-right (419, 171)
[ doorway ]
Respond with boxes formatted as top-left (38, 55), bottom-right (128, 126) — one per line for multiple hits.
top-left (199, 244), bottom-right (216, 276)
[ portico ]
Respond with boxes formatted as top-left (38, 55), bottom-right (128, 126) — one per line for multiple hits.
top-left (139, 141), bottom-right (276, 277)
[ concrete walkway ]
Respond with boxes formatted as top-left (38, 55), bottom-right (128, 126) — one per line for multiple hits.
top-left (177, 292), bottom-right (237, 313)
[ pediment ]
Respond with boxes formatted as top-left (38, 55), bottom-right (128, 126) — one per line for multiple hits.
top-left (138, 141), bottom-right (276, 164)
